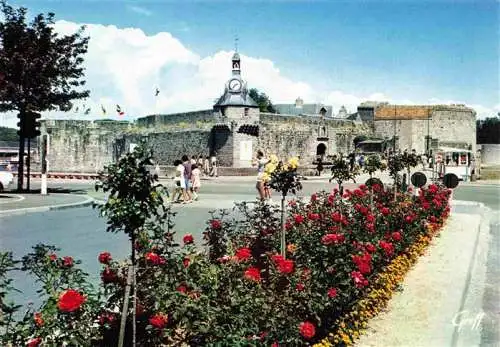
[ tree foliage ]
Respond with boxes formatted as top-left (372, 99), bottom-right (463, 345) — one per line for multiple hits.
top-left (248, 88), bottom-right (276, 113)
top-left (0, 0), bottom-right (90, 113)
top-left (477, 116), bottom-right (500, 144)
top-left (0, 126), bottom-right (18, 141)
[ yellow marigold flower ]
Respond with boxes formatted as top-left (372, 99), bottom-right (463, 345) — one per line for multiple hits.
top-left (287, 243), bottom-right (297, 253)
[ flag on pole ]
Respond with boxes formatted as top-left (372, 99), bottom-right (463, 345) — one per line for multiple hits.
top-left (155, 87), bottom-right (160, 97)
top-left (116, 104), bottom-right (124, 116)
top-left (101, 104), bottom-right (107, 115)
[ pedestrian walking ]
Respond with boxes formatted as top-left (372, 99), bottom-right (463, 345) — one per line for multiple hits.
top-left (253, 150), bottom-right (269, 201)
top-left (191, 156), bottom-right (197, 165)
top-left (182, 155), bottom-right (193, 203)
top-left (203, 156), bottom-right (210, 176)
top-left (197, 155), bottom-right (204, 169)
top-left (191, 164), bottom-right (201, 201)
top-left (171, 159), bottom-right (185, 203)
top-left (210, 154), bottom-right (218, 177)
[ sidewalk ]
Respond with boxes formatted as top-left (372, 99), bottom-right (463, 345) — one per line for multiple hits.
top-left (0, 193), bottom-right (94, 216)
top-left (355, 205), bottom-right (492, 347)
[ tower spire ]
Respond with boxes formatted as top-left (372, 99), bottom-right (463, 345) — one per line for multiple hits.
top-left (234, 35), bottom-right (239, 52)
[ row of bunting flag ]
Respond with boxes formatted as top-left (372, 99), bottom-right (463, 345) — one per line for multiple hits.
top-left (73, 88), bottom-right (160, 116)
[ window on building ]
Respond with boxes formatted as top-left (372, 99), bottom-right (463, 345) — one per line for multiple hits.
top-left (244, 108), bottom-right (249, 117)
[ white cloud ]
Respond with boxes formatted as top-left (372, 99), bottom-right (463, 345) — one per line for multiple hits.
top-left (0, 20), bottom-right (496, 128)
top-left (126, 5), bottom-right (153, 17)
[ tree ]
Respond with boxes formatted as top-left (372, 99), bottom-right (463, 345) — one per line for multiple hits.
top-left (477, 116), bottom-right (500, 144)
top-left (248, 88), bottom-right (276, 113)
top-left (0, 1), bottom-right (89, 191)
top-left (0, 126), bottom-right (18, 141)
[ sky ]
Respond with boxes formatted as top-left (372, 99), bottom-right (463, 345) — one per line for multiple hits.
top-left (1, 0), bottom-right (498, 127)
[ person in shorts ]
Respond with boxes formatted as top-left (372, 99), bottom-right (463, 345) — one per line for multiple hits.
top-left (191, 164), bottom-right (201, 201)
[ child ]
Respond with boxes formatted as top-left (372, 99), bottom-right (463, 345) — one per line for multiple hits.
top-left (191, 164), bottom-right (201, 201)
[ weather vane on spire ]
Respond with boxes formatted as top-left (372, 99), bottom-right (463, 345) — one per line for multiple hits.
top-left (234, 35), bottom-right (239, 52)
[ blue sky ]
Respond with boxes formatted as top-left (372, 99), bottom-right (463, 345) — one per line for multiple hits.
top-left (3, 0), bottom-right (499, 125)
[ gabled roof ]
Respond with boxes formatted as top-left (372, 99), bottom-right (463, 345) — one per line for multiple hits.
top-left (274, 104), bottom-right (333, 117)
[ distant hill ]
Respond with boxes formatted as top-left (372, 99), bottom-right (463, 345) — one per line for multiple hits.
top-left (0, 126), bottom-right (19, 142)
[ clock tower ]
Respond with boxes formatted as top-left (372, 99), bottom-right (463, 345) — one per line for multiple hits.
top-left (213, 52), bottom-right (260, 168)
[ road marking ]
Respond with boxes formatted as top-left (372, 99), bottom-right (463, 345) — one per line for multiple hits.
top-left (0, 194), bottom-right (25, 204)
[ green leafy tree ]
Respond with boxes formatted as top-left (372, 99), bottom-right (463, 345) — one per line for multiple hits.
top-left (0, 126), bottom-right (18, 141)
top-left (0, 0), bottom-right (89, 190)
top-left (248, 88), bottom-right (276, 113)
top-left (477, 116), bottom-right (500, 144)
top-left (329, 154), bottom-right (359, 196)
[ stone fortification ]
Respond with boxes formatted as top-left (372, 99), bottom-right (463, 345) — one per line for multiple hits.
top-left (373, 104), bottom-right (476, 154)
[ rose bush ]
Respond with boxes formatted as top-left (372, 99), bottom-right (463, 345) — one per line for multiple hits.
top-left (0, 145), bottom-right (451, 346)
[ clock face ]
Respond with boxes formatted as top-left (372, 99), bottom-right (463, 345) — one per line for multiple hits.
top-left (229, 79), bottom-right (242, 92)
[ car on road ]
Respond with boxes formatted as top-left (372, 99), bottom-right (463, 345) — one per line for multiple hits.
top-left (0, 171), bottom-right (14, 191)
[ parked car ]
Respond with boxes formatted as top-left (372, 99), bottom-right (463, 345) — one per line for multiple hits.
top-left (0, 171), bottom-right (14, 191)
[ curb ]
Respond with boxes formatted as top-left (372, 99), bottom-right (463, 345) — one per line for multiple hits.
top-left (0, 195), bottom-right (96, 217)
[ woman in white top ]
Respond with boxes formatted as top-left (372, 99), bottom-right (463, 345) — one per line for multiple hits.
top-left (253, 150), bottom-right (269, 201)
top-left (171, 160), bottom-right (186, 203)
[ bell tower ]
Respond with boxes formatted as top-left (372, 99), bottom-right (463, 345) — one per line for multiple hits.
top-left (212, 50), bottom-right (260, 168)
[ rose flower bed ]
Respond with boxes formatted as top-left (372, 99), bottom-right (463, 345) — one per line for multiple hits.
top-left (0, 148), bottom-right (451, 346)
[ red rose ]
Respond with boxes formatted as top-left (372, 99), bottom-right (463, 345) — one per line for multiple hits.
top-left (294, 214), bottom-right (304, 224)
top-left (62, 256), bottom-right (73, 267)
top-left (57, 289), bottom-right (86, 312)
top-left (327, 288), bottom-right (338, 298)
top-left (271, 342), bottom-right (279, 347)
top-left (98, 252), bottom-right (112, 264)
top-left (244, 266), bottom-right (261, 282)
top-left (34, 312), bottom-right (43, 327)
top-left (183, 234), bottom-right (194, 245)
top-left (98, 312), bottom-right (116, 325)
top-left (285, 222), bottom-right (293, 230)
top-left (299, 321), bottom-right (316, 339)
top-left (380, 207), bottom-right (390, 216)
top-left (145, 252), bottom-right (165, 265)
top-left (235, 247), bottom-right (252, 261)
top-left (277, 259), bottom-right (294, 274)
top-left (379, 240), bottom-right (394, 256)
top-left (365, 243), bottom-right (376, 253)
top-left (149, 313), bottom-right (168, 329)
top-left (101, 267), bottom-right (117, 283)
top-left (392, 231), bottom-right (402, 241)
top-left (311, 193), bottom-right (317, 201)
top-left (210, 219), bottom-right (222, 230)
top-left (27, 337), bottom-right (42, 347)
top-left (176, 284), bottom-right (188, 294)
top-left (428, 184), bottom-right (438, 193)
top-left (48, 253), bottom-right (57, 261)
top-left (183, 257), bottom-right (190, 268)
top-left (296, 283), bottom-right (305, 291)
top-left (331, 212), bottom-right (342, 222)
top-left (359, 184), bottom-right (367, 190)
top-left (321, 233), bottom-right (344, 245)
top-left (351, 271), bottom-right (369, 288)
top-left (307, 212), bottom-right (320, 221)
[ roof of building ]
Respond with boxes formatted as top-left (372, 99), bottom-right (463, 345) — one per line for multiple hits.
top-left (375, 105), bottom-right (432, 120)
top-left (214, 89), bottom-right (258, 108)
top-left (374, 104), bottom-right (475, 120)
top-left (274, 103), bottom-right (333, 117)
